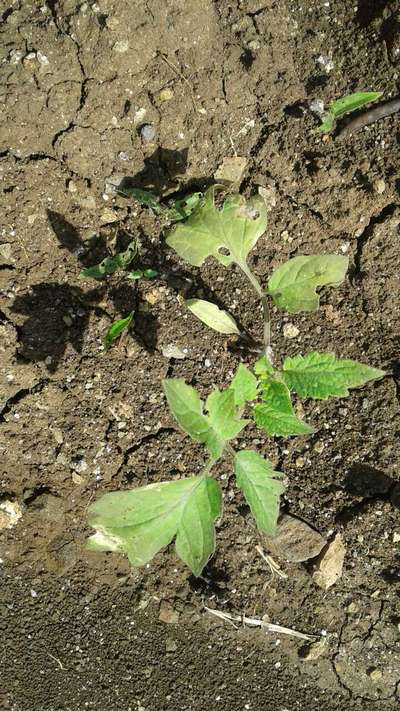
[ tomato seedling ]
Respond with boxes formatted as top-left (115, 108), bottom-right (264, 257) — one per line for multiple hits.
top-left (87, 187), bottom-right (385, 575)
top-left (315, 90), bottom-right (383, 133)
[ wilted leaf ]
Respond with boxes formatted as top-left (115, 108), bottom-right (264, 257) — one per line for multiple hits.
top-left (80, 241), bottom-right (137, 279)
top-left (104, 312), bottom-right (133, 349)
top-left (167, 192), bottom-right (203, 222)
top-left (235, 450), bottom-right (284, 534)
top-left (87, 475), bottom-right (222, 576)
top-left (128, 268), bottom-right (158, 280)
top-left (268, 254), bottom-right (348, 313)
top-left (185, 299), bottom-right (240, 335)
top-left (282, 352), bottom-right (385, 399)
top-left (118, 187), bottom-right (162, 213)
top-left (253, 379), bottom-right (314, 436)
top-left (166, 186), bottom-right (267, 270)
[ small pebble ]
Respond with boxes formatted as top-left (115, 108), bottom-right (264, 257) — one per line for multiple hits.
top-left (80, 196), bottom-right (97, 210)
top-left (159, 603), bottom-right (179, 624)
top-left (346, 602), bottom-right (359, 613)
top-left (144, 289), bottom-right (161, 305)
top-left (299, 638), bottom-right (327, 661)
top-left (100, 208), bottom-right (119, 224)
top-left (247, 39), bottom-right (261, 51)
top-left (134, 108), bottom-right (147, 126)
top-left (165, 639), bottom-right (178, 652)
top-left (368, 668), bottom-right (383, 683)
top-left (52, 428), bottom-right (64, 445)
top-left (283, 323), bottom-right (299, 338)
top-left (113, 40), bottom-right (129, 53)
top-left (161, 344), bottom-right (187, 360)
top-left (316, 54), bottom-right (334, 72)
top-left (373, 179), bottom-right (386, 195)
top-left (313, 441), bottom-right (324, 454)
top-left (141, 124), bottom-right (156, 142)
top-left (159, 88), bottom-right (174, 102)
top-left (309, 99), bottom-right (325, 116)
top-left (0, 500), bottom-right (23, 530)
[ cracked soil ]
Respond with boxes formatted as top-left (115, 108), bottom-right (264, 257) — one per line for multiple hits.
top-left (1, 1), bottom-right (400, 710)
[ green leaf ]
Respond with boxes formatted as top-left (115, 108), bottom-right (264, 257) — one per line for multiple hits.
top-left (143, 268), bottom-right (159, 278)
top-left (118, 187), bottom-right (162, 214)
top-left (254, 355), bottom-right (275, 377)
top-left (235, 450), bottom-right (284, 534)
top-left (166, 186), bottom-right (267, 269)
top-left (80, 241), bottom-right (137, 279)
top-left (162, 379), bottom-right (211, 444)
top-left (128, 269), bottom-right (144, 279)
top-left (230, 363), bottom-right (259, 408)
top-left (206, 389), bottom-right (248, 441)
top-left (175, 477), bottom-right (222, 575)
top-left (315, 112), bottom-right (334, 134)
top-left (282, 352), bottom-right (385, 399)
top-left (268, 254), bottom-right (349, 313)
top-left (330, 91), bottom-right (383, 118)
top-left (167, 192), bottom-right (203, 222)
top-left (87, 475), bottom-right (222, 576)
top-left (163, 379), bottom-right (248, 460)
top-left (185, 299), bottom-right (240, 335)
top-left (253, 380), bottom-right (314, 436)
top-left (104, 312), bottom-right (133, 349)
top-left (128, 268), bottom-right (159, 280)
top-left (316, 92), bottom-right (383, 134)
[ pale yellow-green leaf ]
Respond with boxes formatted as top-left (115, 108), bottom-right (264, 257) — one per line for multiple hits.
top-left (185, 299), bottom-right (240, 335)
top-left (268, 254), bottom-right (349, 313)
top-left (166, 186), bottom-right (267, 269)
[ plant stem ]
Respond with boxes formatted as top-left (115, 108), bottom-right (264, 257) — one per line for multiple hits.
top-left (238, 263), bottom-right (272, 363)
top-left (200, 457), bottom-right (217, 477)
top-left (200, 443), bottom-right (236, 478)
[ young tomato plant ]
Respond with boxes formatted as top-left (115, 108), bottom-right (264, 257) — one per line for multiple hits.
top-left (87, 186), bottom-right (385, 576)
top-left (315, 90), bottom-right (383, 133)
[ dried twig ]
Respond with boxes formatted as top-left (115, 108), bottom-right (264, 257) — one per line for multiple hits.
top-left (205, 606), bottom-right (319, 641)
top-left (47, 652), bottom-right (64, 670)
top-left (157, 52), bottom-right (198, 112)
top-left (256, 544), bottom-right (288, 580)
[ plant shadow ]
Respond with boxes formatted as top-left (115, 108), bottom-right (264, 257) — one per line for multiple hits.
top-left (11, 147), bottom-right (261, 371)
top-left (11, 209), bottom-right (158, 371)
top-left (335, 463), bottom-right (400, 524)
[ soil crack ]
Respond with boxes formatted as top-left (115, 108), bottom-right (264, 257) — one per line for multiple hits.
top-left (352, 202), bottom-right (399, 282)
top-left (0, 379), bottom-right (49, 422)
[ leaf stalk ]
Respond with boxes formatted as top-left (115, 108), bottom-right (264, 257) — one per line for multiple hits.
top-left (238, 263), bottom-right (272, 363)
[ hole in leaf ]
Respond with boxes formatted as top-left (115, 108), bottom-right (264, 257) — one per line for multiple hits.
top-left (218, 247), bottom-right (230, 256)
